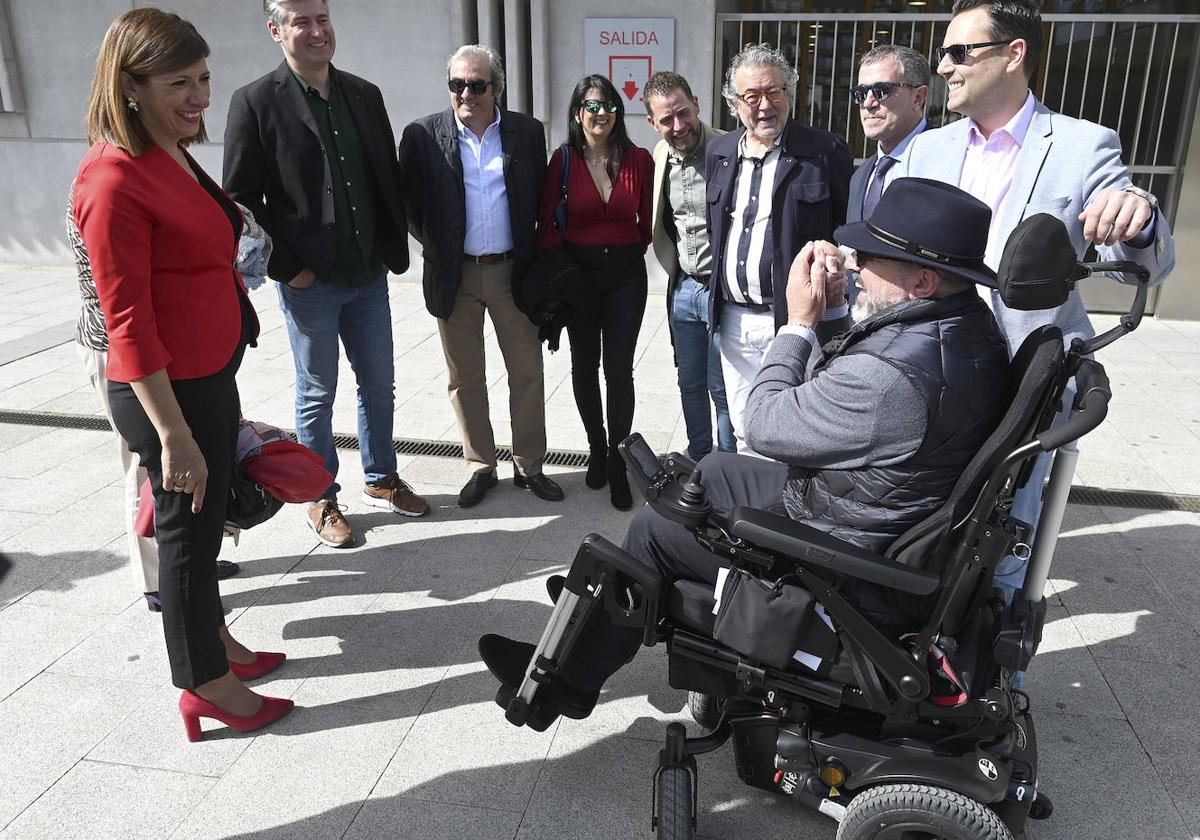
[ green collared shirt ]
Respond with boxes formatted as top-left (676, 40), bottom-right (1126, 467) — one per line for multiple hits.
top-left (292, 67), bottom-right (382, 284)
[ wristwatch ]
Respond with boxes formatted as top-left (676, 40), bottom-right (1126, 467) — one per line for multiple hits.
top-left (1122, 185), bottom-right (1158, 212)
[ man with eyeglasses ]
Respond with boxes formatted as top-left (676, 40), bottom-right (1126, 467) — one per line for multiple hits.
top-left (706, 43), bottom-right (853, 454)
top-left (848, 45), bottom-right (929, 223)
top-left (398, 45), bottom-right (563, 509)
top-left (898, 0), bottom-right (1175, 600)
top-left (225, 0), bottom-right (429, 549)
top-left (643, 71), bottom-right (734, 463)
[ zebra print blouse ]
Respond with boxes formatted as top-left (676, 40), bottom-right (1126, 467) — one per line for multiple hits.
top-left (67, 189), bottom-right (108, 351)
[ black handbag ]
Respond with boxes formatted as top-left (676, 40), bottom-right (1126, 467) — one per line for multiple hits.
top-left (518, 145), bottom-right (585, 349)
top-left (226, 462), bottom-right (284, 530)
top-left (712, 569), bottom-right (837, 670)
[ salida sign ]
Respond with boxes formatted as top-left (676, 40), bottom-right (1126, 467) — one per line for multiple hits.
top-left (583, 18), bottom-right (675, 115)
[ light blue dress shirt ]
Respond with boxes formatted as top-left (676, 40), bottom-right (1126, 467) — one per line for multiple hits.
top-left (457, 108), bottom-right (514, 256)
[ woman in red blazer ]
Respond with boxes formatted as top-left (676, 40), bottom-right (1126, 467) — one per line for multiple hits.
top-left (72, 9), bottom-right (291, 741)
top-left (537, 74), bottom-right (653, 510)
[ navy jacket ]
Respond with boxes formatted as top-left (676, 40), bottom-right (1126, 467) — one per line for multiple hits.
top-left (705, 120), bottom-right (852, 333)
top-left (847, 157), bottom-right (873, 224)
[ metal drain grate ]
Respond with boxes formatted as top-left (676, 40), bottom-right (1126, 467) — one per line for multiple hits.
top-left (1067, 486), bottom-right (1200, 513)
top-left (4, 409), bottom-right (1195, 508)
top-left (1, 409), bottom-right (593, 467)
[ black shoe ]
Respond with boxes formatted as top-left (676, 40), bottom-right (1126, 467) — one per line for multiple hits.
top-left (458, 470), bottom-right (498, 508)
top-left (514, 472), bottom-right (565, 502)
top-left (585, 447), bottom-right (607, 489)
top-left (608, 453), bottom-right (632, 511)
top-left (478, 633), bottom-right (599, 720)
top-left (145, 591), bottom-right (162, 613)
top-left (546, 574), bottom-right (566, 604)
top-left (216, 560), bottom-right (240, 579)
top-left (1028, 791), bottom-right (1054, 820)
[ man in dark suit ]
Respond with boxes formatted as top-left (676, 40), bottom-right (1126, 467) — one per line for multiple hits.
top-left (705, 43), bottom-right (853, 453)
top-left (398, 45), bottom-right (562, 508)
top-left (847, 45), bottom-right (930, 224)
top-left (224, 0), bottom-right (429, 549)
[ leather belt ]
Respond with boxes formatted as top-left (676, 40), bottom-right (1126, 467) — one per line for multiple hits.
top-left (689, 273), bottom-right (711, 287)
top-left (464, 251), bottom-right (514, 265)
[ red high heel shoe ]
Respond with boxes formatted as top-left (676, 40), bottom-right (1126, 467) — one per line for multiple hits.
top-left (228, 651), bottom-right (286, 681)
top-left (179, 689), bottom-right (294, 742)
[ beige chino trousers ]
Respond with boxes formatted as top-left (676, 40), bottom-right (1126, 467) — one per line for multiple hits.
top-left (437, 260), bottom-right (547, 476)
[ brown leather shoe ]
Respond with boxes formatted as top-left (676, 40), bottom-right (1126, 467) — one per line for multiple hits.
top-left (362, 473), bottom-right (430, 517)
top-left (307, 498), bottom-right (353, 547)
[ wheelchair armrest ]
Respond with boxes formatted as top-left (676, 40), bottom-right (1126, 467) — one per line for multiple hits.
top-left (728, 507), bottom-right (940, 596)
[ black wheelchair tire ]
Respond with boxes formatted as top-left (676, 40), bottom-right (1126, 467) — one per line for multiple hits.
top-left (655, 765), bottom-right (694, 840)
top-left (687, 691), bottom-right (723, 731)
top-left (836, 783), bottom-right (1014, 840)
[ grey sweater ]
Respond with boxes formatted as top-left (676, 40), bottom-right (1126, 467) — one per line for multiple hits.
top-left (744, 331), bottom-right (927, 470)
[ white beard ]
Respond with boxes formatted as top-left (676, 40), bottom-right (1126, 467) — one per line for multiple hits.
top-left (852, 287), bottom-right (906, 323)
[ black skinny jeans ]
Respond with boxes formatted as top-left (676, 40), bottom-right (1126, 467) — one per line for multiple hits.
top-left (108, 339), bottom-right (246, 689)
top-left (565, 243), bottom-right (648, 453)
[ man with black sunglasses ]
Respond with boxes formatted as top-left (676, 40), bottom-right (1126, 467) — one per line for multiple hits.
top-left (898, 0), bottom-right (1175, 601)
top-left (399, 45), bottom-right (563, 509)
top-left (847, 45), bottom-right (929, 224)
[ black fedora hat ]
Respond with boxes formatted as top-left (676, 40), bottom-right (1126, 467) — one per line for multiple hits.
top-left (835, 177), bottom-right (998, 288)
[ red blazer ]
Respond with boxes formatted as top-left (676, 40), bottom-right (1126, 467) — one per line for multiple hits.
top-left (537, 145), bottom-right (653, 252)
top-left (72, 142), bottom-right (257, 383)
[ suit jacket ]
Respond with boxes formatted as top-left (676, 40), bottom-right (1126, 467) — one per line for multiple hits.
top-left (398, 108), bottom-right (547, 318)
top-left (73, 142), bottom-right (257, 382)
top-left (899, 100), bottom-right (1175, 353)
top-left (223, 61), bottom-right (409, 284)
top-left (847, 120), bottom-right (928, 224)
top-left (705, 120), bottom-right (853, 333)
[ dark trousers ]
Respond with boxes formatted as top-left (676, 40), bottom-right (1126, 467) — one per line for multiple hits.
top-left (565, 244), bottom-right (648, 452)
top-left (561, 453), bottom-right (788, 690)
top-left (107, 342), bottom-right (245, 689)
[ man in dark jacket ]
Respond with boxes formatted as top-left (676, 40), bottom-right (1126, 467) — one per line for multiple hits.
top-left (224, 0), bottom-right (428, 549)
top-left (399, 45), bottom-right (561, 508)
top-left (479, 178), bottom-right (1012, 725)
top-left (705, 43), bottom-right (854, 453)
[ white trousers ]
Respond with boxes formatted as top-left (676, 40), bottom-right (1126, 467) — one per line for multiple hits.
top-left (718, 306), bottom-right (777, 456)
top-left (78, 345), bottom-right (159, 593)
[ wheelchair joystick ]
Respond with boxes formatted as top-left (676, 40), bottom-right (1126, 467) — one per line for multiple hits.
top-left (680, 467), bottom-right (706, 508)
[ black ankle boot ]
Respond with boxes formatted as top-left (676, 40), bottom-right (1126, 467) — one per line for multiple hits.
top-left (585, 447), bottom-right (608, 489)
top-left (608, 449), bottom-right (632, 511)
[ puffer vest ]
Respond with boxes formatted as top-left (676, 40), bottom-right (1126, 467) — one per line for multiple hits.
top-left (783, 290), bottom-right (1011, 554)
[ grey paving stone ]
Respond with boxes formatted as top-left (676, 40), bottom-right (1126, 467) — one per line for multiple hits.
top-left (21, 544), bottom-right (144, 616)
top-left (46, 601), bottom-right (172, 688)
top-left (369, 666), bottom-right (555, 813)
top-left (0, 601), bottom-right (110, 699)
top-left (0, 758), bottom-right (214, 839)
top-left (0, 421), bottom-right (52, 453)
top-left (346, 795), bottom-right (521, 840)
top-left (167, 703), bottom-right (414, 840)
top-left (1025, 713), bottom-right (1188, 840)
top-left (0, 672), bottom-right (151, 828)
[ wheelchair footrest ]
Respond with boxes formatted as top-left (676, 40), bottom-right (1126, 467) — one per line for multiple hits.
top-left (495, 682), bottom-right (558, 733)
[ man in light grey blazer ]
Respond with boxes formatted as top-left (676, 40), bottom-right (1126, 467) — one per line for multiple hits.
top-left (898, 0), bottom-right (1175, 600)
top-left (899, 0), bottom-right (1174, 355)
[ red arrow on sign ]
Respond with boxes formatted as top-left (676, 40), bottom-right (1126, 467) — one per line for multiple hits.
top-left (622, 80), bottom-right (639, 100)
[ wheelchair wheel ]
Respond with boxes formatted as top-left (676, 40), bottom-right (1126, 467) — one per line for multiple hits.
top-left (687, 691), bottom-right (723, 731)
top-left (836, 784), bottom-right (1013, 840)
top-left (654, 765), bottom-right (694, 840)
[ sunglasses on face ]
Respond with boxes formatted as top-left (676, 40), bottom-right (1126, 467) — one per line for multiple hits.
top-left (850, 81), bottom-right (918, 105)
top-left (934, 39), bottom-right (1014, 65)
top-left (448, 78), bottom-right (493, 95)
top-left (737, 86), bottom-right (787, 108)
top-left (582, 98), bottom-right (620, 114)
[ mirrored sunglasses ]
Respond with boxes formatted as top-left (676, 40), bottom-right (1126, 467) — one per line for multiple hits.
top-left (583, 98), bottom-right (620, 114)
top-left (850, 81), bottom-right (918, 105)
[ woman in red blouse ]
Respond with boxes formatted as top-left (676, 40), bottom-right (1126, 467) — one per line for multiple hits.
top-left (537, 74), bottom-right (653, 510)
top-left (72, 9), bottom-right (291, 741)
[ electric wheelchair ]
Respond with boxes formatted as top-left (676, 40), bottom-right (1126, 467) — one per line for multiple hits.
top-left (490, 215), bottom-right (1151, 840)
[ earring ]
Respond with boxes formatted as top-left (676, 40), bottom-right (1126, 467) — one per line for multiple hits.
top-left (126, 96), bottom-right (139, 112)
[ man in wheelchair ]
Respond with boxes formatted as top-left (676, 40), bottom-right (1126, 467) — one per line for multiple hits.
top-left (477, 178), bottom-right (1134, 838)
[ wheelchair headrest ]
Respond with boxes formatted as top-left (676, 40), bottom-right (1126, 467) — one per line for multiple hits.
top-left (995, 214), bottom-right (1084, 311)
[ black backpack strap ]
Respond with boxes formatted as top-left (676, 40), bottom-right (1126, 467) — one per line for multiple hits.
top-left (555, 143), bottom-right (569, 236)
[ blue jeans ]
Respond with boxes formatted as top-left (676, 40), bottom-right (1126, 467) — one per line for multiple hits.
top-left (671, 276), bottom-right (734, 460)
top-left (277, 274), bottom-right (396, 499)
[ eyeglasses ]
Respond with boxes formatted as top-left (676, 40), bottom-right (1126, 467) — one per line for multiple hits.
top-left (448, 78), bottom-right (493, 96)
top-left (582, 98), bottom-right (620, 114)
top-left (736, 86), bottom-right (788, 108)
top-left (934, 39), bottom-right (1014, 65)
top-left (850, 82), bottom-right (918, 105)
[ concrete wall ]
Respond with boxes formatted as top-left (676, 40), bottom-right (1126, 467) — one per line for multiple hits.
top-left (1157, 103), bottom-right (1200, 320)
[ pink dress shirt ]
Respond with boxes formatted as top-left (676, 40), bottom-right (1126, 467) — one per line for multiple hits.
top-left (958, 92), bottom-right (1037, 255)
